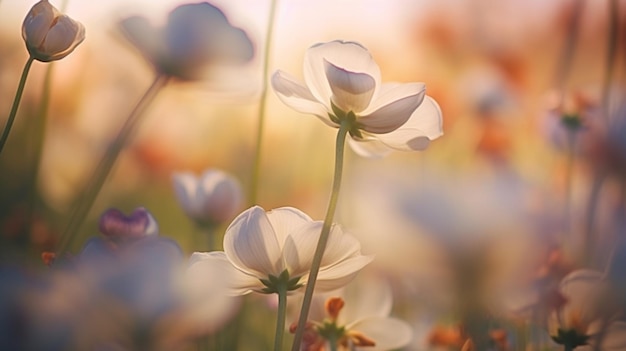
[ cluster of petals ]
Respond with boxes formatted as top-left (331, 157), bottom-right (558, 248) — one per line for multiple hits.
top-left (292, 275), bottom-right (412, 351)
top-left (271, 40), bottom-right (443, 158)
top-left (189, 206), bottom-right (373, 295)
top-left (119, 1), bottom-right (254, 80)
top-left (22, 0), bottom-right (85, 62)
top-left (172, 169), bottom-right (243, 226)
top-left (548, 269), bottom-right (626, 350)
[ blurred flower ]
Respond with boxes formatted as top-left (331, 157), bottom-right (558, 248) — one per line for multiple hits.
top-left (271, 40), bottom-right (443, 158)
top-left (548, 269), bottom-right (625, 350)
top-left (289, 275), bottom-right (412, 351)
top-left (22, 0), bottom-right (85, 62)
top-left (98, 207), bottom-right (158, 243)
top-left (181, 252), bottom-right (242, 336)
top-left (119, 1), bottom-right (254, 81)
top-left (189, 206), bottom-right (372, 295)
top-left (172, 169), bottom-right (243, 227)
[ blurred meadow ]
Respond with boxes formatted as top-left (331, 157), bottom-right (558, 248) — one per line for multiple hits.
top-left (1, 0), bottom-right (625, 350)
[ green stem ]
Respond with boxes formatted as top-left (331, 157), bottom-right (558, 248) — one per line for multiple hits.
top-left (291, 122), bottom-right (349, 351)
top-left (0, 56), bottom-right (35, 155)
top-left (274, 286), bottom-right (288, 351)
top-left (56, 74), bottom-right (169, 256)
top-left (248, 0), bottom-right (279, 206)
top-left (584, 173), bottom-right (605, 266)
top-left (25, 60), bottom-right (55, 239)
top-left (564, 130), bottom-right (577, 239)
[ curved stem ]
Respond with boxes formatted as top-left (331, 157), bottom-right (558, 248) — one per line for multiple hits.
top-left (274, 286), bottom-right (288, 351)
top-left (56, 74), bottom-right (169, 256)
top-left (0, 56), bottom-right (35, 155)
top-left (249, 0), bottom-right (279, 206)
top-left (291, 122), bottom-right (349, 351)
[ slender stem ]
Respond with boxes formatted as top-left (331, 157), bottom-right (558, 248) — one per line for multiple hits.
top-left (24, 60), bottom-right (56, 239)
top-left (248, 0), bottom-right (279, 206)
top-left (553, 0), bottom-right (584, 98)
top-left (329, 336), bottom-right (338, 351)
top-left (274, 287), bottom-right (288, 351)
top-left (291, 122), bottom-right (349, 351)
top-left (0, 56), bottom-right (35, 155)
top-left (584, 173), bottom-right (605, 266)
top-left (601, 0), bottom-right (618, 124)
top-left (564, 130), bottom-right (577, 239)
top-left (56, 74), bottom-right (169, 255)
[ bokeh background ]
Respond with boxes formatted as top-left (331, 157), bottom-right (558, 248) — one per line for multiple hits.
top-left (1, 0), bottom-right (625, 350)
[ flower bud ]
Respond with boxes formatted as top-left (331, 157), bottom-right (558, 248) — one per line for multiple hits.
top-left (172, 169), bottom-right (243, 226)
top-left (22, 0), bottom-right (85, 62)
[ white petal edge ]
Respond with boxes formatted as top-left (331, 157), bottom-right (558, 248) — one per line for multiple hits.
top-left (325, 60), bottom-right (376, 113)
top-left (223, 206), bottom-right (283, 277)
top-left (304, 40), bottom-right (381, 111)
top-left (271, 70), bottom-right (337, 127)
top-left (375, 95), bottom-right (443, 151)
top-left (358, 83), bottom-right (426, 134)
top-left (188, 251), bottom-right (263, 296)
top-left (348, 317), bottom-right (413, 351)
top-left (172, 172), bottom-right (201, 216)
top-left (348, 138), bottom-right (392, 159)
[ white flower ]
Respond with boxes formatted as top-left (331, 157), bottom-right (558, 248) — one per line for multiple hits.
top-left (271, 40), bottom-right (443, 158)
top-left (119, 2), bottom-right (254, 80)
top-left (22, 0), bottom-right (85, 62)
top-left (172, 169), bottom-right (243, 226)
top-left (549, 269), bottom-right (626, 350)
top-left (290, 274), bottom-right (412, 351)
top-left (188, 206), bottom-right (373, 295)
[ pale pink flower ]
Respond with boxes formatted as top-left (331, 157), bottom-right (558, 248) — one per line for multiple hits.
top-left (188, 206), bottom-right (373, 295)
top-left (271, 40), bottom-right (442, 158)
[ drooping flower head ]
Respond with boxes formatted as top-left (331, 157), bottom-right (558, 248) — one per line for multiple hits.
top-left (272, 40), bottom-right (443, 158)
top-left (172, 169), bottom-right (243, 227)
top-left (22, 0), bottom-right (85, 62)
top-left (188, 206), bottom-right (373, 295)
top-left (119, 2), bottom-right (254, 80)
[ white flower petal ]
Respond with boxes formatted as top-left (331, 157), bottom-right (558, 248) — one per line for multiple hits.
top-left (188, 251), bottom-right (263, 295)
top-left (172, 172), bottom-right (200, 216)
top-left (325, 60), bottom-right (375, 113)
top-left (223, 206), bottom-right (283, 277)
top-left (304, 40), bottom-right (381, 110)
top-left (349, 317), bottom-right (413, 351)
top-left (315, 255), bottom-right (374, 291)
top-left (342, 278), bottom-right (393, 324)
top-left (198, 170), bottom-right (243, 223)
top-left (348, 138), bottom-right (392, 159)
top-left (600, 322), bottom-right (626, 350)
top-left (271, 71), bottom-right (336, 127)
top-left (283, 223), bottom-right (363, 277)
top-left (43, 17), bottom-right (76, 54)
top-left (559, 269), bottom-right (615, 330)
top-left (375, 95), bottom-right (443, 151)
top-left (265, 207), bottom-right (313, 248)
top-left (358, 83), bottom-right (426, 133)
top-left (22, 1), bottom-right (56, 48)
